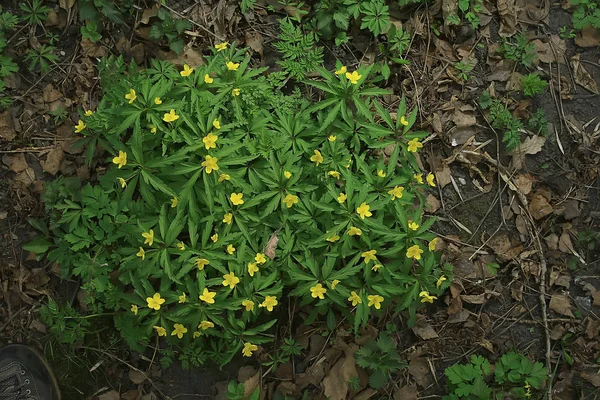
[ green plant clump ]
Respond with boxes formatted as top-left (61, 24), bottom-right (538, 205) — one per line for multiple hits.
top-left (500, 33), bottom-right (537, 68)
top-left (0, 6), bottom-right (19, 107)
top-left (571, 0), bottom-right (600, 30)
top-left (480, 91), bottom-right (524, 151)
top-left (521, 73), bottom-right (548, 97)
top-left (355, 332), bottom-right (406, 389)
top-left (148, 8), bottom-right (192, 54)
top-left (28, 41), bottom-right (451, 367)
top-left (273, 17), bottom-right (324, 79)
top-left (444, 352), bottom-right (547, 399)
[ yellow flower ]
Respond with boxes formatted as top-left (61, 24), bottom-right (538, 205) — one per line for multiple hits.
top-left (215, 42), bottom-right (228, 51)
top-left (400, 115), bottom-right (409, 126)
top-left (260, 296), bottom-right (278, 312)
top-left (419, 291), bottom-right (437, 304)
top-left (170, 197), bottom-right (179, 208)
top-left (196, 258), bottom-right (209, 270)
top-left (356, 202), bottom-right (372, 219)
top-left (345, 70), bottom-right (362, 84)
top-left (427, 173), bottom-right (436, 187)
top-left (112, 151), bottom-right (127, 169)
top-left (178, 292), bottom-right (187, 304)
top-left (180, 64), bottom-right (194, 77)
top-left (150, 125), bottom-right (157, 134)
top-left (284, 170), bottom-right (292, 179)
top-left (436, 275), bottom-right (447, 288)
top-left (372, 263), bottom-right (382, 272)
top-left (414, 173), bottom-right (424, 184)
top-left (377, 170), bottom-right (386, 177)
top-left (348, 291), bottom-right (362, 306)
top-left (408, 220), bottom-right (419, 231)
top-left (310, 283), bottom-right (327, 299)
top-left (84, 110), bottom-right (93, 117)
top-left (222, 272), bottom-right (240, 289)
top-left (212, 118), bottom-right (221, 129)
top-left (367, 294), bottom-right (384, 309)
top-left (201, 155), bottom-right (219, 174)
top-left (242, 299), bottom-right (255, 311)
top-left (203, 132), bottom-right (218, 150)
top-left (131, 305), bottom-right (138, 315)
top-left (199, 320), bottom-right (214, 330)
top-left (328, 135), bottom-right (337, 142)
top-left (218, 173), bottom-right (230, 183)
top-left (136, 247), bottom-right (145, 260)
top-left (223, 213), bottom-right (233, 224)
top-left (247, 262), bottom-right (259, 277)
top-left (331, 279), bottom-right (340, 289)
top-left (328, 171), bottom-right (341, 179)
top-left (193, 331), bottom-right (201, 338)
top-left (407, 245), bottom-right (424, 260)
top-left (211, 233), bottom-right (219, 243)
top-left (154, 97), bottom-right (162, 105)
top-left (337, 192), bottom-right (347, 203)
top-left (429, 238), bottom-right (438, 251)
top-left (125, 88), bottom-right (136, 103)
top-left (230, 192), bottom-right (244, 205)
top-left (388, 186), bottom-right (404, 200)
top-left (361, 250), bottom-right (377, 264)
top-left (177, 242), bottom-right (185, 251)
top-left (310, 150), bottom-right (323, 166)
top-left (146, 293), bottom-right (165, 310)
top-left (335, 65), bottom-right (347, 75)
top-left (232, 88), bottom-right (241, 96)
top-left (199, 288), bottom-right (216, 304)
top-left (154, 326), bottom-right (166, 336)
top-left (255, 253), bottom-right (267, 265)
top-left (326, 233), bottom-right (340, 242)
top-left (407, 138), bottom-right (423, 152)
top-left (227, 61), bottom-right (239, 71)
top-left (172, 323), bottom-right (188, 339)
top-left (242, 342), bottom-right (258, 357)
top-left (163, 109), bottom-right (179, 123)
top-left (227, 244), bottom-right (236, 254)
top-left (204, 73), bottom-right (214, 84)
top-left (348, 226), bottom-right (362, 236)
top-left (283, 194), bottom-right (299, 208)
top-left (118, 178), bottom-right (127, 188)
top-left (74, 120), bottom-right (86, 133)
top-left (142, 229), bottom-right (154, 246)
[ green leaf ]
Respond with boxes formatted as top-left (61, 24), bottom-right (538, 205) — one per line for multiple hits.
top-left (23, 236), bottom-right (52, 254)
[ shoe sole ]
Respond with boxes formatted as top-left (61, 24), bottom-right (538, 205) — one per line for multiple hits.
top-left (2, 344), bottom-right (62, 400)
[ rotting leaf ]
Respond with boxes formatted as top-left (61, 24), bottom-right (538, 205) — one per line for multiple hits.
top-left (497, 0), bottom-right (517, 37)
top-left (2, 153), bottom-right (29, 173)
top-left (408, 357), bottom-right (431, 388)
top-left (264, 230), bottom-right (280, 260)
top-left (40, 147), bottom-right (65, 176)
top-left (549, 294), bottom-right (574, 318)
top-left (411, 318), bottom-right (439, 340)
top-left (128, 369), bottom-right (146, 384)
top-left (322, 354), bottom-right (358, 400)
top-left (393, 384), bottom-right (418, 400)
top-left (571, 54), bottom-right (599, 94)
top-left (529, 193), bottom-right (553, 220)
top-left (575, 26), bottom-right (600, 48)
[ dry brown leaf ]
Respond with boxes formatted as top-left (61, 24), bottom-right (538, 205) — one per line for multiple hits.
top-left (487, 232), bottom-right (512, 256)
top-left (411, 318), bottom-right (439, 340)
top-left (245, 31), bottom-right (264, 58)
top-left (322, 355), bottom-right (358, 400)
top-left (97, 390), bottom-right (121, 400)
top-left (128, 369), bottom-right (146, 384)
top-left (2, 153), bottom-right (29, 173)
top-left (575, 26), bottom-right (600, 47)
top-left (435, 164), bottom-right (452, 188)
top-left (533, 37), bottom-right (566, 64)
top-left (545, 234), bottom-right (559, 250)
top-left (296, 363), bottom-right (325, 391)
top-left (571, 54), bottom-right (599, 94)
top-left (58, 0), bottom-right (76, 9)
top-left (425, 194), bottom-right (440, 213)
top-left (0, 111), bottom-right (17, 141)
top-left (516, 215), bottom-right (528, 235)
top-left (529, 193), bottom-right (553, 220)
top-left (461, 294), bottom-right (486, 304)
top-left (514, 174), bottom-right (533, 195)
top-left (41, 147), bottom-right (65, 176)
top-left (122, 390), bottom-right (140, 400)
top-left (558, 231), bottom-right (574, 254)
top-left (264, 230), bottom-right (280, 260)
top-left (581, 372), bottom-right (600, 387)
top-left (394, 385), bottom-right (418, 400)
top-left (140, 5), bottom-right (159, 24)
top-left (408, 358), bottom-right (431, 388)
top-left (549, 294), bottom-right (574, 318)
top-left (497, 0), bottom-right (517, 37)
